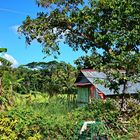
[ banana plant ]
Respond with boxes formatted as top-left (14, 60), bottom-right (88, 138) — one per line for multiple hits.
top-left (0, 48), bottom-right (7, 53)
top-left (0, 48), bottom-right (12, 95)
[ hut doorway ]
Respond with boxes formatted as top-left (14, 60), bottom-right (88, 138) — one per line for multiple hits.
top-left (77, 87), bottom-right (90, 104)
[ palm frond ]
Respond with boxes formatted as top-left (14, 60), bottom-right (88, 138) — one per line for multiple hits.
top-left (0, 57), bottom-right (12, 66)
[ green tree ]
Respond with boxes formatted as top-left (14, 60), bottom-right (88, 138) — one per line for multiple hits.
top-left (19, 0), bottom-right (140, 55)
top-left (19, 0), bottom-right (140, 109)
top-left (17, 61), bottom-right (77, 96)
top-left (75, 49), bottom-right (140, 110)
top-left (0, 48), bottom-right (12, 95)
top-left (75, 51), bottom-right (102, 70)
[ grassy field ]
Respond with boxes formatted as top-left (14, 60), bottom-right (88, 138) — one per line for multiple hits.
top-left (0, 93), bottom-right (140, 139)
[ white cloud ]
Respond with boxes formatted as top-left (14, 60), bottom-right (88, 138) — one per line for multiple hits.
top-left (11, 25), bottom-right (20, 34)
top-left (2, 53), bottom-right (18, 68)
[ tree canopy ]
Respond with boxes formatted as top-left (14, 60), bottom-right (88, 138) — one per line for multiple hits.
top-left (13, 61), bottom-right (77, 96)
top-left (19, 0), bottom-right (140, 108)
top-left (19, 0), bottom-right (140, 56)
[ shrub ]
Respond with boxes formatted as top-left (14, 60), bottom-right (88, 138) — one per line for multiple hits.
top-left (0, 98), bottom-right (139, 139)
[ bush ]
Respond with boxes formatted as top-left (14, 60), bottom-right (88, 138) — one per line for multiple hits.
top-left (0, 98), bottom-right (139, 139)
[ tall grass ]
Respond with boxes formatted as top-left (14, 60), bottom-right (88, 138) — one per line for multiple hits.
top-left (1, 92), bottom-right (140, 139)
top-left (13, 93), bottom-right (77, 116)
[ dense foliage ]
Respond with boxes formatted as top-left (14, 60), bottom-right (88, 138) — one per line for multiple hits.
top-left (0, 59), bottom-right (77, 111)
top-left (1, 61), bottom-right (77, 96)
top-left (0, 52), bottom-right (140, 139)
top-left (0, 0), bottom-right (140, 139)
top-left (19, 0), bottom-right (140, 55)
top-left (0, 95), bottom-right (140, 139)
top-left (0, 48), bottom-right (12, 96)
top-left (19, 0), bottom-right (140, 109)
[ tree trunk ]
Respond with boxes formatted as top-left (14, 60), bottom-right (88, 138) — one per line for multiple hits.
top-left (0, 77), bottom-right (2, 95)
top-left (120, 80), bottom-right (127, 111)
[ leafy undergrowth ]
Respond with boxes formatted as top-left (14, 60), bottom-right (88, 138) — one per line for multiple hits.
top-left (0, 95), bottom-right (140, 140)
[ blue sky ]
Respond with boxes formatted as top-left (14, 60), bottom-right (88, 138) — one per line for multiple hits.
top-left (0, 0), bottom-right (85, 67)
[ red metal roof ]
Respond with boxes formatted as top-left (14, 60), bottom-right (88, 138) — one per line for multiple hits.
top-left (75, 83), bottom-right (92, 86)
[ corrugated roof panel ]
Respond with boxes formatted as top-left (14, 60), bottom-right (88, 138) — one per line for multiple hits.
top-left (95, 83), bottom-right (140, 96)
top-left (81, 70), bottom-right (106, 84)
top-left (126, 82), bottom-right (140, 94)
top-left (95, 84), bottom-right (114, 95)
top-left (82, 71), bottom-right (106, 79)
top-left (82, 71), bottom-right (106, 85)
top-left (81, 70), bottom-right (140, 95)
